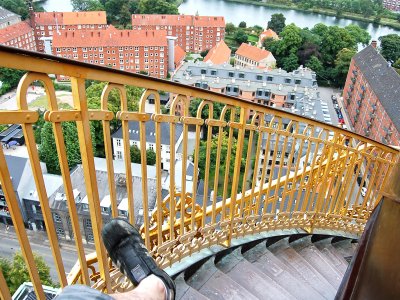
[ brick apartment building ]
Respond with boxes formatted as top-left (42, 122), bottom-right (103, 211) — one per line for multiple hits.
top-left (0, 21), bottom-right (36, 51)
top-left (382, 0), bottom-right (400, 11)
top-left (30, 10), bottom-right (108, 54)
top-left (343, 44), bottom-right (400, 146)
top-left (52, 26), bottom-right (169, 78)
top-left (131, 14), bottom-right (225, 53)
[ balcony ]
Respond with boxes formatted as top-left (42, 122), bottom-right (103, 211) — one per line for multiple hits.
top-left (0, 46), bottom-right (399, 299)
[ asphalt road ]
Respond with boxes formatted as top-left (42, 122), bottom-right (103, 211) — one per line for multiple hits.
top-left (0, 234), bottom-right (85, 283)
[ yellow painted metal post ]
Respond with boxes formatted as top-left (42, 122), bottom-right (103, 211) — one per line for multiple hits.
top-left (0, 269), bottom-right (11, 300)
top-left (381, 147), bottom-right (400, 200)
top-left (70, 77), bottom-right (111, 292)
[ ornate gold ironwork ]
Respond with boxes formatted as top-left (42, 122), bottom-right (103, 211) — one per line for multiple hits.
top-left (0, 45), bottom-right (399, 299)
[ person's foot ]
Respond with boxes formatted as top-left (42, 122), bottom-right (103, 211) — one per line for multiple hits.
top-left (102, 218), bottom-right (175, 300)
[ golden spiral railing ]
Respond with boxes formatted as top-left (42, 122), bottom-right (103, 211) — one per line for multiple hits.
top-left (0, 45), bottom-right (399, 298)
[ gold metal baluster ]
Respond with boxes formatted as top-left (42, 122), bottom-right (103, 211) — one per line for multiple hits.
top-left (240, 118), bottom-right (257, 217)
top-left (332, 147), bottom-right (354, 214)
top-left (0, 269), bottom-right (11, 300)
top-left (360, 152), bottom-right (381, 212)
top-left (250, 113), bottom-right (264, 218)
top-left (17, 73), bottom-right (67, 287)
top-left (280, 122), bottom-right (298, 212)
top-left (100, 84), bottom-right (120, 219)
top-left (178, 95), bottom-right (189, 235)
top-left (201, 101), bottom-right (213, 227)
top-left (211, 106), bottom-right (229, 224)
top-left (226, 107), bottom-right (247, 246)
top-left (344, 151), bottom-right (363, 212)
top-left (295, 126), bottom-right (315, 212)
top-left (0, 141), bottom-right (45, 299)
top-left (269, 119), bottom-right (283, 214)
top-left (40, 73), bottom-right (90, 285)
top-left (276, 121), bottom-right (292, 214)
top-left (222, 108), bottom-right (235, 219)
top-left (117, 85), bottom-right (135, 226)
top-left (259, 117), bottom-right (275, 215)
top-left (381, 149), bottom-right (400, 201)
top-left (70, 77), bottom-right (111, 292)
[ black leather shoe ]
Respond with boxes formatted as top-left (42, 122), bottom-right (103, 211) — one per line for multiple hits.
top-left (102, 218), bottom-right (175, 300)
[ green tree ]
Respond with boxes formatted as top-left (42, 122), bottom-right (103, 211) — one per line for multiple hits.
top-left (334, 48), bottom-right (357, 87)
top-left (238, 21), bottom-right (247, 28)
top-left (225, 22), bottom-right (236, 35)
top-left (233, 29), bottom-right (248, 44)
top-left (146, 149), bottom-right (156, 165)
top-left (0, 252), bottom-right (55, 295)
top-left (0, 68), bottom-right (25, 95)
top-left (38, 121), bottom-right (96, 174)
top-left (379, 34), bottom-right (400, 63)
top-left (138, 0), bottom-right (179, 14)
top-left (276, 24), bottom-right (303, 57)
top-left (33, 110), bottom-right (45, 144)
top-left (130, 145), bottom-right (141, 163)
top-left (305, 56), bottom-right (323, 74)
top-left (200, 49), bottom-right (209, 58)
top-left (345, 24), bottom-right (371, 46)
top-left (0, 0), bottom-right (29, 19)
top-left (71, 0), bottom-right (104, 11)
top-left (267, 13), bottom-right (286, 35)
top-left (282, 53), bottom-right (299, 72)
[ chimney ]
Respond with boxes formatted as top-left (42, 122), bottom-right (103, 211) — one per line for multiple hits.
top-left (167, 36), bottom-right (178, 72)
top-left (371, 40), bottom-right (377, 49)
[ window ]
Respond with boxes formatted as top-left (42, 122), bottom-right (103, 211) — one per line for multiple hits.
top-left (210, 70), bottom-right (217, 76)
top-left (238, 73), bottom-right (245, 79)
top-left (84, 218), bottom-right (92, 229)
top-left (201, 69), bottom-right (207, 74)
top-left (267, 76), bottom-right (273, 81)
top-left (256, 75), bottom-right (263, 80)
top-left (53, 213), bottom-right (62, 223)
top-left (285, 78), bottom-right (291, 84)
top-left (295, 79), bottom-right (301, 84)
top-left (116, 151), bottom-right (122, 159)
top-left (228, 72), bottom-right (234, 78)
top-left (116, 139), bottom-right (122, 147)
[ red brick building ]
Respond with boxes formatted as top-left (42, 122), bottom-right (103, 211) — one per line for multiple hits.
top-left (30, 11), bottom-right (108, 54)
top-left (0, 21), bottom-right (36, 51)
top-left (131, 14), bottom-right (225, 53)
top-left (52, 26), bottom-right (169, 78)
top-left (343, 44), bottom-right (400, 146)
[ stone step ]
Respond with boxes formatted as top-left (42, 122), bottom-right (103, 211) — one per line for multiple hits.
top-left (243, 241), bottom-right (323, 300)
top-left (186, 258), bottom-right (258, 300)
top-left (290, 236), bottom-right (343, 289)
top-left (332, 239), bottom-right (358, 259)
top-left (175, 273), bottom-right (209, 300)
top-left (269, 238), bottom-right (337, 299)
top-left (216, 248), bottom-right (293, 300)
top-left (313, 237), bottom-right (349, 275)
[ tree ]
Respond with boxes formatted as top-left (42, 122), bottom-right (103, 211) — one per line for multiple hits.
top-left (379, 34), bottom-right (400, 63)
top-left (33, 110), bottom-right (45, 144)
top-left (130, 145), bottom-right (141, 163)
top-left (334, 48), bottom-right (357, 87)
top-left (146, 149), bottom-right (156, 165)
top-left (276, 24), bottom-right (303, 57)
top-left (38, 121), bottom-right (96, 174)
top-left (238, 21), bottom-right (247, 28)
top-left (200, 49), bottom-right (209, 58)
top-left (129, 145), bottom-right (156, 165)
top-left (0, 0), bottom-right (29, 19)
top-left (137, 0), bottom-right (179, 14)
top-left (267, 13), bottom-right (286, 35)
top-left (0, 252), bottom-right (55, 295)
top-left (71, 0), bottom-right (104, 11)
top-left (345, 24), bottom-right (371, 46)
top-left (0, 68), bottom-right (25, 95)
top-left (305, 56), bottom-right (323, 74)
top-left (225, 23), bottom-right (236, 35)
top-left (233, 29), bottom-right (248, 44)
top-left (282, 53), bottom-right (299, 72)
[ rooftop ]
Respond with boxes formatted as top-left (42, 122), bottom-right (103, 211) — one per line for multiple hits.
top-left (131, 14), bottom-right (225, 27)
top-left (0, 21), bottom-right (33, 43)
top-left (111, 119), bottom-right (183, 146)
top-left (174, 45), bottom-right (186, 66)
top-left (236, 43), bottom-right (272, 62)
top-left (353, 45), bottom-right (400, 132)
top-left (260, 29), bottom-right (279, 39)
top-left (204, 41), bottom-right (231, 65)
top-left (0, 6), bottom-right (20, 25)
top-left (33, 11), bottom-right (107, 26)
top-left (52, 26), bottom-right (167, 48)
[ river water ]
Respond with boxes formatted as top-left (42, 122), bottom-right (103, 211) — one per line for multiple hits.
top-left (40, 0), bottom-right (399, 40)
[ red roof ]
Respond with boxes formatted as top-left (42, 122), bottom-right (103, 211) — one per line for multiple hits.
top-left (132, 14), bottom-right (225, 27)
top-left (174, 45), bottom-right (186, 66)
top-left (52, 26), bottom-right (167, 47)
top-left (260, 29), bottom-right (278, 40)
top-left (204, 40), bottom-right (231, 65)
top-left (235, 43), bottom-right (272, 62)
top-left (33, 11), bottom-right (107, 26)
top-left (0, 21), bottom-right (33, 43)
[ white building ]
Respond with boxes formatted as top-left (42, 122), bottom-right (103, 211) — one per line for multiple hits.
top-left (112, 120), bottom-right (184, 170)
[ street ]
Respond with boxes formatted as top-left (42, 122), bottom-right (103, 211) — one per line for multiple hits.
top-left (0, 233), bottom-right (91, 283)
